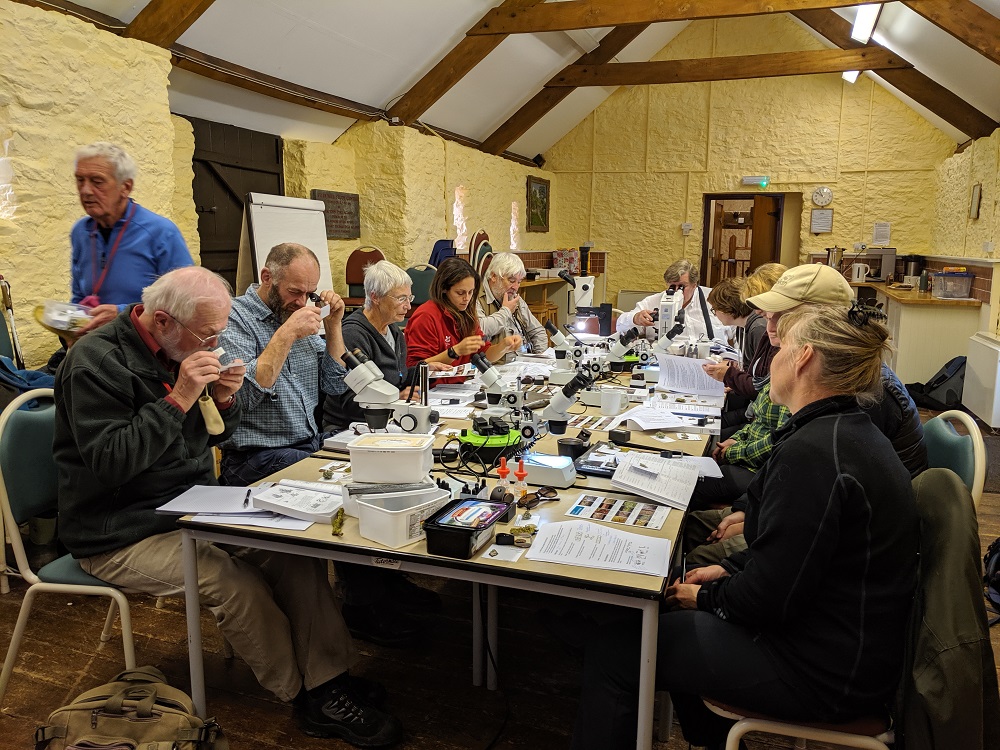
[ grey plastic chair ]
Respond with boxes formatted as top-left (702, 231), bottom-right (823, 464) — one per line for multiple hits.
top-left (0, 389), bottom-right (136, 706)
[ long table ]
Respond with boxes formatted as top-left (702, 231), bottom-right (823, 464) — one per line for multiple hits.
top-left (180, 390), bottom-right (710, 750)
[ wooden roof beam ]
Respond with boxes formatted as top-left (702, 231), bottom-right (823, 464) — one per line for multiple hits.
top-left (470, 0), bottom-right (870, 35)
top-left (480, 24), bottom-right (647, 155)
top-left (387, 0), bottom-right (542, 126)
top-left (124, 0), bottom-right (217, 48)
top-left (793, 9), bottom-right (998, 140)
top-left (547, 48), bottom-right (910, 87)
top-left (902, 0), bottom-right (1000, 67)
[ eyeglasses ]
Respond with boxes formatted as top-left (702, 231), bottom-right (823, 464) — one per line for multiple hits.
top-left (166, 313), bottom-right (226, 347)
top-left (390, 294), bottom-right (415, 304)
top-left (517, 486), bottom-right (559, 509)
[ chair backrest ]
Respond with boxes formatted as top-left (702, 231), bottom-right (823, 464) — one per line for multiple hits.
top-left (0, 388), bottom-right (57, 526)
top-left (345, 246), bottom-right (385, 298)
top-left (922, 410), bottom-right (985, 507)
top-left (406, 264), bottom-right (436, 309)
top-left (0, 313), bottom-right (13, 362)
top-left (428, 239), bottom-right (455, 268)
top-left (478, 252), bottom-right (494, 279)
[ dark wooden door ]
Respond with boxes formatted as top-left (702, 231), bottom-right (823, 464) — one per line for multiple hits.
top-left (751, 195), bottom-right (782, 270)
top-left (185, 116), bottom-right (284, 290)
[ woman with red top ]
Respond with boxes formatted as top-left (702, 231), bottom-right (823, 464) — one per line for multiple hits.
top-left (405, 257), bottom-right (520, 382)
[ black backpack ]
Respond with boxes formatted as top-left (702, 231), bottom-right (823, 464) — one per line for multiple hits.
top-left (984, 537), bottom-right (1000, 627)
top-left (906, 355), bottom-right (966, 411)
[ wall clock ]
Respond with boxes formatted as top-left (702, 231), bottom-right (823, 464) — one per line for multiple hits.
top-left (812, 186), bottom-right (833, 206)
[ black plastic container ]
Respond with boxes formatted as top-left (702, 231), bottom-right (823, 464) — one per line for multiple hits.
top-left (424, 499), bottom-right (509, 559)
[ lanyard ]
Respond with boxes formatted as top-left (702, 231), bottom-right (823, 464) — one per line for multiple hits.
top-left (89, 201), bottom-right (136, 299)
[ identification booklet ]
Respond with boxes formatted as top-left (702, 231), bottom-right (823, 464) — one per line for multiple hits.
top-left (252, 483), bottom-right (343, 523)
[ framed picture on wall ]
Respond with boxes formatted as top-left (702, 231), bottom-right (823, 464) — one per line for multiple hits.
top-left (970, 183), bottom-right (982, 220)
top-left (526, 175), bottom-right (550, 232)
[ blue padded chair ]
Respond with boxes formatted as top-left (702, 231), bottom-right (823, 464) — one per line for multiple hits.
top-left (0, 389), bottom-right (136, 706)
top-left (428, 239), bottom-right (455, 268)
top-left (923, 409), bottom-right (986, 508)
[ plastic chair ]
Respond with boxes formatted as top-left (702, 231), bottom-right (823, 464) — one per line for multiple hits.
top-left (428, 239), bottom-right (455, 268)
top-left (343, 245), bottom-right (385, 309)
top-left (0, 389), bottom-right (136, 706)
top-left (922, 409), bottom-right (986, 508)
top-left (406, 264), bottom-right (436, 310)
top-left (478, 251), bottom-right (494, 280)
top-left (702, 468), bottom-right (981, 750)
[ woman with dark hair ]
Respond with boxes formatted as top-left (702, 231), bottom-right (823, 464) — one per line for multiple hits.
top-left (571, 304), bottom-right (918, 750)
top-left (405, 257), bottom-right (520, 380)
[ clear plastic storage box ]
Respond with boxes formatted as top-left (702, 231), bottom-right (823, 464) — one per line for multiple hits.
top-left (356, 487), bottom-right (451, 548)
top-left (931, 272), bottom-right (974, 299)
top-left (347, 433), bottom-right (434, 484)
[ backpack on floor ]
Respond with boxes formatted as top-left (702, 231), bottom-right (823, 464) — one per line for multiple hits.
top-left (985, 537), bottom-right (1000, 627)
top-left (905, 355), bottom-right (966, 411)
top-left (34, 666), bottom-right (227, 750)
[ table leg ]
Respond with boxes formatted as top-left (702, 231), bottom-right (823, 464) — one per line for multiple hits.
top-left (636, 599), bottom-right (658, 750)
top-left (487, 585), bottom-right (498, 691)
top-left (472, 583), bottom-right (483, 687)
top-left (182, 531), bottom-right (206, 718)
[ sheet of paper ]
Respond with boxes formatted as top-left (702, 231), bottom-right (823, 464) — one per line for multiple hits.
top-left (434, 405), bottom-right (474, 419)
top-left (566, 493), bottom-right (671, 531)
top-left (655, 354), bottom-right (725, 397)
top-left (191, 513), bottom-right (313, 530)
top-left (157, 486), bottom-right (264, 515)
top-left (525, 520), bottom-right (671, 577)
top-left (680, 456), bottom-right (724, 478)
top-left (607, 406), bottom-right (686, 432)
top-left (610, 451), bottom-right (700, 510)
top-left (482, 545), bottom-right (525, 562)
top-left (516, 349), bottom-right (556, 361)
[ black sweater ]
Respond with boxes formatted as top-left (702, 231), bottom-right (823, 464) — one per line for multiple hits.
top-left (54, 308), bottom-right (241, 558)
top-left (699, 396), bottom-right (918, 720)
top-left (322, 308), bottom-right (417, 431)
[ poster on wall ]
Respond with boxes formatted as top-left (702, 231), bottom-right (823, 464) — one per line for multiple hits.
top-left (872, 222), bottom-right (891, 245)
top-left (810, 208), bottom-right (834, 234)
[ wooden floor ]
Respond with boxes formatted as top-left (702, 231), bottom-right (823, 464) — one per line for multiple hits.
top-left (2, 460), bottom-right (999, 749)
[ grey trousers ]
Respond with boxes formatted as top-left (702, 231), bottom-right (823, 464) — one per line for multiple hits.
top-left (82, 530), bottom-right (357, 702)
top-left (682, 508), bottom-right (748, 566)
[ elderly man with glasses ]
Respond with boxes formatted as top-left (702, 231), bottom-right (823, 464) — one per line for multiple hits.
top-left (476, 252), bottom-right (548, 361)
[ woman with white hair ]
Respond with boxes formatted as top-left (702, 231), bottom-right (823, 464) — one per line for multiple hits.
top-left (323, 260), bottom-right (446, 431)
top-left (475, 252), bottom-right (547, 359)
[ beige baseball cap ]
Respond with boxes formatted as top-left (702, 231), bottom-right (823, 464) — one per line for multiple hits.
top-left (746, 264), bottom-right (854, 312)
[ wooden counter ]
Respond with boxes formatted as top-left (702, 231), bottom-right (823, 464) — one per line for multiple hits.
top-left (851, 282), bottom-right (981, 307)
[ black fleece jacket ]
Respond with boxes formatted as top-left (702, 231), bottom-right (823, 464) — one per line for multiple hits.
top-left (54, 308), bottom-right (241, 558)
top-left (699, 396), bottom-right (918, 721)
top-left (322, 307), bottom-right (418, 431)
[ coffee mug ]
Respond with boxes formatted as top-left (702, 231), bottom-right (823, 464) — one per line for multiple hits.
top-left (696, 342), bottom-right (712, 359)
top-left (851, 263), bottom-right (871, 282)
top-left (601, 388), bottom-right (629, 416)
top-left (557, 437), bottom-right (589, 459)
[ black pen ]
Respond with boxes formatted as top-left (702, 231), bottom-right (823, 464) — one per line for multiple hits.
top-left (243, 489), bottom-right (252, 508)
top-left (681, 553), bottom-right (687, 584)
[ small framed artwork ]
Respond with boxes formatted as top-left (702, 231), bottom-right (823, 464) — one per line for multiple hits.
top-left (809, 208), bottom-right (834, 234)
top-left (970, 182), bottom-right (982, 220)
top-left (526, 175), bottom-right (550, 232)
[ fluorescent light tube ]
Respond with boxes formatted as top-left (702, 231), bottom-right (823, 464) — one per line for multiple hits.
top-left (851, 4), bottom-right (881, 43)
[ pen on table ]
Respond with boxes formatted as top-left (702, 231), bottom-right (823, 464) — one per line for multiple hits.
top-left (681, 553), bottom-right (687, 583)
top-left (243, 489), bottom-right (252, 508)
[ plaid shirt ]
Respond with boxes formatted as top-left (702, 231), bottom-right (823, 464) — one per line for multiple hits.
top-left (220, 285), bottom-right (348, 450)
top-left (724, 383), bottom-right (789, 470)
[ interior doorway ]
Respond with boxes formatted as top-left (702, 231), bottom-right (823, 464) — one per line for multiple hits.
top-left (700, 193), bottom-right (784, 287)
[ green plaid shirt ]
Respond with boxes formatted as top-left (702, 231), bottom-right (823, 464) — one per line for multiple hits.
top-left (724, 383), bottom-right (789, 470)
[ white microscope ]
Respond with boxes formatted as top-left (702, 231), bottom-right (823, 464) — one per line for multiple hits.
top-left (343, 349), bottom-right (438, 432)
top-left (469, 352), bottom-right (524, 418)
top-left (545, 321), bottom-right (588, 386)
top-left (541, 369), bottom-right (594, 435)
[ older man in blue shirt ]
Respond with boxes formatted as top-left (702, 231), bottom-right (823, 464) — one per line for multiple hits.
top-left (219, 242), bottom-right (348, 486)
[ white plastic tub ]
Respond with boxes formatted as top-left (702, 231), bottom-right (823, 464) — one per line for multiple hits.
top-left (347, 433), bottom-right (434, 484)
top-left (357, 488), bottom-right (451, 548)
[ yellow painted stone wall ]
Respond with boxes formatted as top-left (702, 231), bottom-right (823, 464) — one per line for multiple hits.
top-left (545, 14), bottom-right (957, 303)
top-left (0, 0), bottom-right (192, 366)
top-left (285, 120), bottom-right (556, 294)
top-left (932, 129), bottom-right (1000, 259)
top-left (171, 115), bottom-right (200, 264)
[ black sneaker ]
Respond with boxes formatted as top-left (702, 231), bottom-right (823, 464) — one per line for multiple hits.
top-left (297, 683), bottom-right (402, 747)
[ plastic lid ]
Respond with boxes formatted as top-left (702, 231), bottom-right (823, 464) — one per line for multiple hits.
top-left (348, 434), bottom-right (435, 449)
top-left (935, 271), bottom-right (974, 277)
top-left (497, 457), bottom-right (510, 479)
top-left (514, 459), bottom-right (528, 482)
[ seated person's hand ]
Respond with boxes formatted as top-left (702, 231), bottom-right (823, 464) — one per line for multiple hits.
top-left (503, 334), bottom-right (522, 352)
top-left (702, 361), bottom-right (731, 382)
top-left (711, 438), bottom-right (735, 463)
top-left (426, 361), bottom-right (450, 372)
top-left (684, 564), bottom-right (729, 585)
top-left (317, 290), bottom-right (345, 323)
top-left (283, 305), bottom-right (324, 340)
top-left (502, 292), bottom-right (519, 313)
top-left (172, 349), bottom-right (224, 411)
top-left (707, 511), bottom-right (745, 543)
top-left (634, 309), bottom-right (655, 327)
top-left (663, 583), bottom-right (699, 610)
top-left (78, 304), bottom-right (119, 334)
top-left (454, 335), bottom-right (485, 357)
top-left (213, 359), bottom-right (245, 404)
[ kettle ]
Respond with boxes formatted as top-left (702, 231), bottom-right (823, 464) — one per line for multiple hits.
top-left (826, 246), bottom-right (844, 268)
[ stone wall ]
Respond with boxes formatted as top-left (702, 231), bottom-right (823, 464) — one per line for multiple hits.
top-left (544, 14), bottom-right (958, 303)
top-left (932, 129), bottom-right (1000, 259)
top-left (0, 0), bottom-right (189, 366)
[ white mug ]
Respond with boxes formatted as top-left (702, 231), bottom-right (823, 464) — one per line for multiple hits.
top-left (851, 263), bottom-right (871, 282)
top-left (696, 342), bottom-right (712, 359)
top-left (600, 388), bottom-right (629, 416)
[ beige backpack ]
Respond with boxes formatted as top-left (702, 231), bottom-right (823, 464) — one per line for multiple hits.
top-left (34, 666), bottom-right (227, 750)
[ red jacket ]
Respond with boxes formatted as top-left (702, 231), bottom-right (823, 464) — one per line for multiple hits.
top-left (405, 300), bottom-right (488, 384)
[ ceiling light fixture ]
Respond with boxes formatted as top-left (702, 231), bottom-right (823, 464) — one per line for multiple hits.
top-left (842, 70), bottom-right (861, 84)
top-left (850, 4), bottom-right (882, 43)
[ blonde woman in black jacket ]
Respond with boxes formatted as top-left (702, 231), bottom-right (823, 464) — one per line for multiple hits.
top-left (571, 304), bottom-right (919, 750)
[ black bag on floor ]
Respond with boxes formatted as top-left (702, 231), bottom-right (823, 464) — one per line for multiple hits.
top-left (906, 355), bottom-right (966, 411)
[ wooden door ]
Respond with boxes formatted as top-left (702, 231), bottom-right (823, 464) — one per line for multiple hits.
top-left (750, 195), bottom-right (782, 270)
top-left (186, 116), bottom-right (284, 290)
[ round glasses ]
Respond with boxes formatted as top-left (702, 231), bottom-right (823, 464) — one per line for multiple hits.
top-left (167, 313), bottom-right (226, 347)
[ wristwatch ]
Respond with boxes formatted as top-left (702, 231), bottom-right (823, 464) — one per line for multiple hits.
top-left (446, 346), bottom-right (458, 360)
